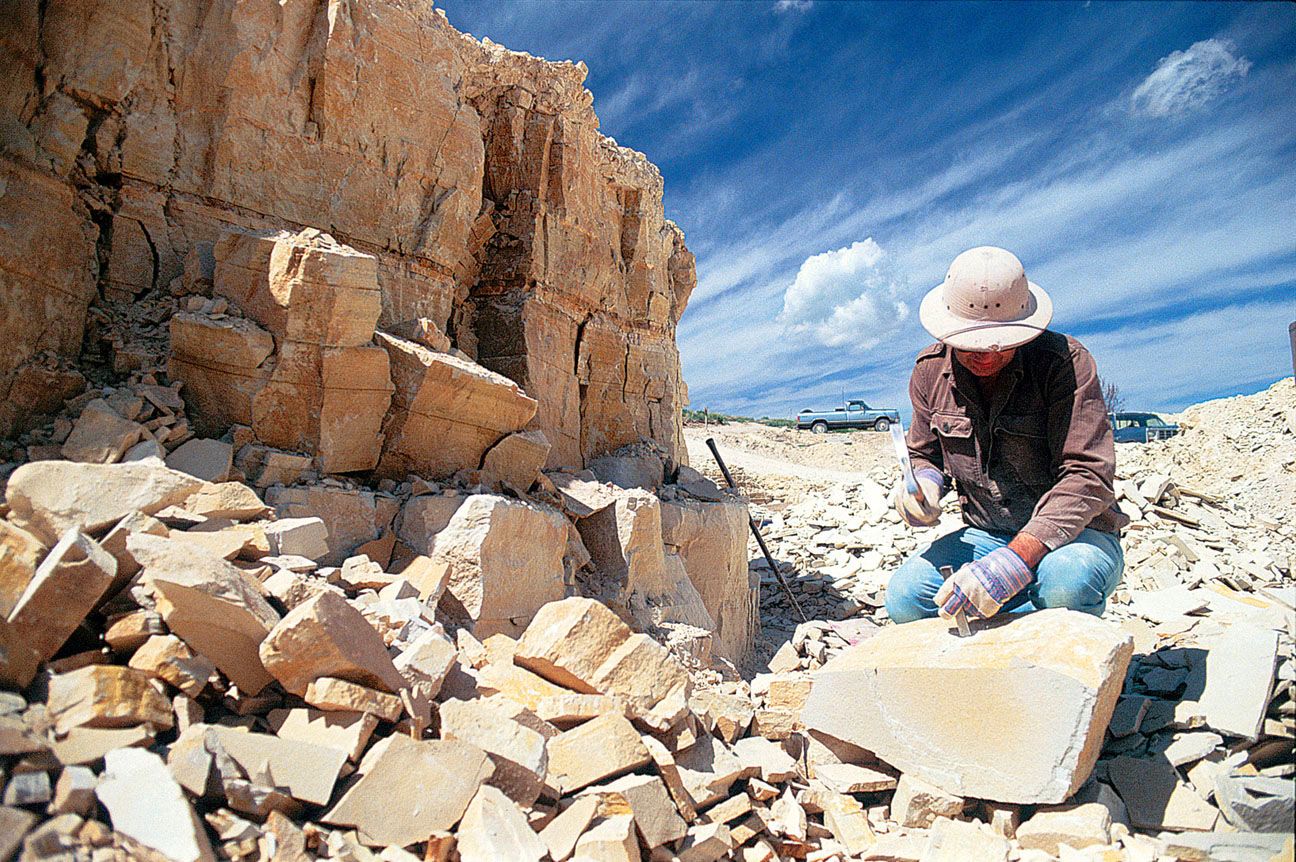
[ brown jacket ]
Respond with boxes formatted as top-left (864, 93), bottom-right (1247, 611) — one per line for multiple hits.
top-left (906, 330), bottom-right (1127, 549)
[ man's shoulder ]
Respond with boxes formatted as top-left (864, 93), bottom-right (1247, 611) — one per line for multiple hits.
top-left (1023, 330), bottom-right (1094, 363)
top-left (915, 341), bottom-right (947, 363)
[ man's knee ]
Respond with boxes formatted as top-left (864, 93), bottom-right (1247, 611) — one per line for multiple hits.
top-left (1033, 538), bottom-right (1122, 614)
top-left (885, 556), bottom-right (941, 623)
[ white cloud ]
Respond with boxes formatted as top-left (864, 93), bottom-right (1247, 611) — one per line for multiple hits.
top-left (778, 239), bottom-right (910, 349)
top-left (1130, 38), bottom-right (1252, 117)
top-left (774, 0), bottom-right (812, 11)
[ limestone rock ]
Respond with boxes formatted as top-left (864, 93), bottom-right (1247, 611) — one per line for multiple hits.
top-left (305, 677), bottom-right (403, 723)
top-left (481, 430), bottom-right (551, 489)
top-left (515, 596), bottom-right (632, 693)
top-left (259, 591), bottom-right (405, 696)
top-left (47, 665), bottom-right (173, 736)
top-left (322, 735), bottom-right (493, 847)
top-left (581, 773), bottom-right (687, 849)
top-left (96, 748), bottom-right (215, 862)
top-left (5, 460), bottom-right (203, 543)
top-left (921, 817), bottom-right (1009, 862)
top-left (1016, 803), bottom-right (1111, 855)
top-left (0, 521), bottom-right (44, 618)
top-left (892, 774), bottom-right (965, 829)
top-left (130, 534), bottom-right (281, 694)
top-left (396, 493), bottom-right (469, 554)
top-left (193, 724), bottom-right (347, 806)
top-left (127, 634), bottom-right (216, 697)
top-left (540, 795), bottom-right (600, 862)
top-left (165, 438), bottom-right (234, 482)
top-left (267, 484), bottom-right (399, 566)
top-left (263, 517), bottom-right (330, 560)
top-left (60, 399), bottom-right (145, 463)
top-left (440, 697), bottom-right (549, 805)
top-left (572, 813), bottom-right (639, 862)
top-left (7, 529), bottom-right (116, 661)
top-left (267, 708), bottom-right (378, 762)
top-left (546, 712), bottom-right (651, 794)
top-left (183, 482), bottom-right (270, 521)
top-left (803, 610), bottom-right (1133, 803)
top-left (429, 494), bottom-right (568, 635)
top-left (456, 785), bottom-right (547, 862)
top-left (392, 628), bottom-right (458, 696)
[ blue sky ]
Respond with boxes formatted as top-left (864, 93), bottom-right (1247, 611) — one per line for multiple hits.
top-left (439, 0), bottom-right (1296, 420)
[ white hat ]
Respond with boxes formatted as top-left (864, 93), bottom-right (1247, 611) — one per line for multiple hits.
top-left (918, 246), bottom-right (1053, 351)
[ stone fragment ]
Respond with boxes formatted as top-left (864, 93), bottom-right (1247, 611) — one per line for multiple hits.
top-left (573, 813), bottom-right (638, 862)
top-left (732, 736), bottom-right (798, 784)
top-left (50, 726), bottom-right (153, 766)
top-left (1108, 695), bottom-right (1149, 738)
top-left (582, 773), bottom-right (687, 849)
top-left (1162, 731), bottom-right (1222, 767)
top-left (0, 618), bottom-right (41, 690)
top-left (535, 693), bottom-right (626, 726)
top-left (515, 596), bottom-right (632, 692)
top-left (549, 472), bottom-right (619, 518)
top-left (822, 791), bottom-right (876, 855)
top-left (481, 430), bottom-right (550, 489)
top-left (130, 534), bottom-right (280, 693)
top-left (1187, 624), bottom-right (1278, 741)
top-left (0, 806), bottom-right (37, 861)
top-left (456, 784), bottom-right (547, 862)
top-left (305, 677), bottom-right (403, 722)
top-left (392, 628), bottom-right (457, 695)
top-left (815, 762), bottom-right (898, 794)
top-left (428, 495), bottom-right (568, 636)
top-left (376, 332), bottom-right (537, 479)
top-left (165, 438), bottom-right (233, 482)
top-left (183, 482), bottom-right (270, 521)
top-left (1016, 803), bottom-right (1112, 855)
top-left (691, 689), bottom-right (754, 743)
top-left (47, 665), bottom-right (173, 735)
top-left (675, 822), bottom-right (734, 862)
top-left (1213, 773), bottom-right (1295, 833)
top-left (48, 765), bottom-right (97, 815)
top-left (104, 609), bottom-right (165, 652)
top-left (641, 734), bottom-right (699, 822)
top-left (321, 735), bottom-right (492, 847)
top-left (803, 610), bottom-right (1132, 803)
top-left (3, 771), bottom-right (50, 806)
top-left (920, 817), bottom-right (1009, 862)
top-left (96, 748), bottom-right (215, 862)
top-left (1107, 755), bottom-right (1219, 831)
top-left (396, 493), bottom-right (468, 553)
top-left (263, 517), bottom-right (330, 560)
top-left (546, 712), bottom-right (651, 794)
top-left (259, 591), bottom-right (405, 695)
top-left (863, 833), bottom-right (928, 862)
top-left (0, 520), bottom-right (44, 618)
top-left (753, 672), bottom-right (813, 740)
top-left (267, 484), bottom-right (399, 566)
top-left (267, 708), bottom-right (377, 762)
top-left (675, 732), bottom-right (749, 809)
top-left (590, 631), bottom-right (691, 715)
top-left (61, 399), bottom-right (145, 463)
top-left (1157, 831), bottom-right (1293, 862)
top-left (5, 460), bottom-right (203, 543)
top-left (6, 528), bottom-right (115, 661)
top-left (891, 774), bottom-right (965, 828)
top-left (440, 697), bottom-right (548, 805)
top-left (127, 634), bottom-right (216, 697)
top-left (540, 795), bottom-right (600, 861)
top-left (198, 724), bottom-right (346, 806)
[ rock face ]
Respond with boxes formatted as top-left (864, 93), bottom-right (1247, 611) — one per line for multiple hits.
top-left (0, 0), bottom-right (694, 470)
top-left (802, 609), bottom-right (1134, 804)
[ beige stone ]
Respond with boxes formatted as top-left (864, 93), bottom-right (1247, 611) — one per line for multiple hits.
top-left (803, 610), bottom-right (1133, 803)
top-left (481, 430), bottom-right (551, 489)
top-left (675, 822), bottom-right (734, 862)
top-left (98, 511), bottom-right (168, 594)
top-left (61, 399), bottom-right (145, 463)
top-left (49, 765), bottom-right (97, 816)
top-left (690, 689), bottom-right (753, 744)
top-left (127, 635), bottom-right (216, 697)
top-left (259, 590), bottom-right (405, 695)
top-left (395, 493), bottom-right (468, 554)
top-left (547, 712), bottom-right (651, 794)
top-left (267, 707), bottom-right (378, 762)
top-left (96, 748), bottom-right (215, 862)
top-left (536, 693), bottom-right (627, 726)
top-left (5, 459), bottom-right (203, 543)
top-left (47, 665), bottom-right (173, 735)
top-left (183, 482), bottom-right (270, 521)
top-left (263, 517), bottom-right (330, 560)
top-left (590, 631), bottom-right (691, 715)
top-left (267, 484), bottom-right (399, 566)
top-left (457, 784), bottom-right (547, 862)
top-left (1107, 755), bottom-right (1219, 832)
top-left (476, 662), bottom-right (571, 710)
top-left (753, 672), bottom-right (813, 741)
top-left (7, 528), bottom-right (116, 661)
top-left (549, 472), bottom-right (619, 518)
top-left (165, 438), bottom-right (233, 482)
top-left (572, 813), bottom-right (638, 862)
top-left (305, 676), bottom-right (403, 723)
top-left (540, 795), bottom-right (601, 861)
top-left (392, 628), bottom-right (457, 696)
top-left (0, 520), bottom-right (44, 618)
top-left (130, 534), bottom-right (280, 694)
top-left (322, 735), bottom-right (493, 847)
top-left (822, 791), bottom-right (876, 855)
top-left (49, 725), bottom-right (153, 766)
top-left (1016, 803), bottom-right (1111, 855)
top-left (440, 697), bottom-right (549, 805)
top-left (515, 596), bottom-right (632, 693)
top-left (920, 817), bottom-right (1009, 862)
top-left (733, 736), bottom-right (798, 784)
top-left (428, 494), bottom-right (568, 635)
top-left (676, 732), bottom-right (750, 809)
top-left (891, 774), bottom-right (964, 829)
top-left (582, 773), bottom-right (687, 849)
top-left (814, 763), bottom-right (897, 794)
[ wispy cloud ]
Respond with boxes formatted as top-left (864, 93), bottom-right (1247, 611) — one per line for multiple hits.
top-left (779, 240), bottom-right (910, 350)
top-left (774, 0), bottom-right (812, 12)
top-left (1130, 37), bottom-right (1252, 117)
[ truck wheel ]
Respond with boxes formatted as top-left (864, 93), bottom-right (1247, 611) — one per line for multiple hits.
top-left (811, 421), bottom-right (828, 435)
top-left (874, 418), bottom-right (890, 433)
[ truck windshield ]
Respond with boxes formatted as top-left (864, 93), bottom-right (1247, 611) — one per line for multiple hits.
top-left (1145, 416), bottom-right (1168, 427)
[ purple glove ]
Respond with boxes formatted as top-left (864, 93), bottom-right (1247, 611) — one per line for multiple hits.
top-left (934, 546), bottom-right (1033, 620)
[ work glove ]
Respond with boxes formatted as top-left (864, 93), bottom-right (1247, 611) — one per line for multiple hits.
top-left (935, 546), bottom-right (1034, 620)
top-left (893, 467), bottom-right (945, 527)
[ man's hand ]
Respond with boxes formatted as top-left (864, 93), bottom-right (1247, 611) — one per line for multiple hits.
top-left (935, 546), bottom-right (1033, 620)
top-left (893, 467), bottom-right (945, 527)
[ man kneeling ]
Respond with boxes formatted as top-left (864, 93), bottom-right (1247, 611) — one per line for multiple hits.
top-left (886, 246), bottom-right (1127, 624)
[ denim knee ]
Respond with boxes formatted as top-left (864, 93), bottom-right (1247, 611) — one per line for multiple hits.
top-left (885, 557), bottom-right (942, 623)
top-left (1031, 533), bottom-right (1123, 615)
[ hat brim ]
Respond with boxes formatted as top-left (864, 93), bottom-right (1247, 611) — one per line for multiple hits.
top-left (918, 280), bottom-right (1053, 351)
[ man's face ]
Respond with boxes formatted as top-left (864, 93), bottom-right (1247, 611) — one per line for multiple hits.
top-left (953, 347), bottom-right (1016, 378)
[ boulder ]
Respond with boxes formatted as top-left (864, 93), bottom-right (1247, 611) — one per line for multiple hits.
top-left (267, 484), bottom-right (399, 566)
top-left (164, 438), bottom-right (233, 482)
top-left (47, 665), bottom-right (174, 735)
top-left (480, 430), bottom-right (550, 489)
top-left (96, 749), bottom-right (215, 862)
top-left (6, 529), bottom-right (116, 661)
top-left (5, 460), bottom-right (203, 543)
top-left (60, 399), bottom-right (146, 463)
top-left (546, 712), bottom-right (651, 795)
top-left (456, 785), bottom-right (547, 862)
top-left (802, 610), bottom-right (1133, 803)
top-left (258, 591), bottom-right (405, 696)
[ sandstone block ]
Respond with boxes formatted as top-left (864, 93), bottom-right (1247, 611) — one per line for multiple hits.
top-left (429, 495), bottom-right (568, 635)
top-left (675, 822), bottom-right (733, 862)
top-left (392, 628), bottom-right (457, 696)
top-left (456, 785), bottom-right (547, 862)
top-left (322, 735), bottom-right (493, 847)
top-left (582, 773), bottom-right (687, 849)
top-left (891, 774), bottom-right (965, 828)
top-left (263, 517), bottom-right (330, 560)
top-left (127, 634), bottom-right (216, 697)
top-left (47, 665), bottom-right (173, 735)
top-left (590, 631), bottom-right (692, 715)
top-left (540, 795), bottom-right (601, 861)
top-left (183, 482), bottom-right (270, 521)
top-left (515, 596), bottom-right (632, 693)
top-left (130, 534), bottom-right (280, 694)
top-left (259, 591), bottom-right (405, 695)
top-left (821, 791), bottom-right (876, 856)
top-left (732, 736), bottom-right (798, 784)
top-left (60, 399), bottom-right (145, 463)
top-left (676, 733), bottom-right (750, 809)
top-left (165, 438), bottom-right (233, 482)
top-left (921, 817), bottom-right (1009, 862)
top-left (197, 724), bottom-right (347, 806)
top-left (536, 693), bottom-right (627, 726)
top-left (802, 610), bottom-right (1133, 803)
top-left (1016, 803), bottom-right (1111, 855)
top-left (814, 763), bottom-right (897, 794)
top-left (7, 528), bottom-right (116, 661)
top-left (267, 707), bottom-right (378, 762)
top-left (305, 677), bottom-right (403, 722)
top-left (440, 697), bottom-right (548, 805)
top-left (396, 493), bottom-right (468, 554)
top-left (5, 460), bottom-right (203, 543)
top-left (49, 765), bottom-right (97, 816)
top-left (0, 520), bottom-right (44, 618)
top-left (268, 485), bottom-right (398, 566)
top-left (96, 748), bottom-right (215, 862)
top-left (547, 712), bottom-right (651, 795)
top-left (481, 429), bottom-right (550, 489)
top-left (572, 813), bottom-right (638, 862)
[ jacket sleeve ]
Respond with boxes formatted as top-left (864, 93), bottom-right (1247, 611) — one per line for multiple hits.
top-left (907, 364), bottom-right (946, 481)
top-left (1020, 343), bottom-right (1119, 550)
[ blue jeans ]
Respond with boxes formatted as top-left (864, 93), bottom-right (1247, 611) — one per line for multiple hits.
top-left (885, 526), bottom-right (1124, 623)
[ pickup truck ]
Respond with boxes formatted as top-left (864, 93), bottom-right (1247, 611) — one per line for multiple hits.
top-left (796, 400), bottom-right (900, 433)
top-left (1109, 412), bottom-right (1180, 443)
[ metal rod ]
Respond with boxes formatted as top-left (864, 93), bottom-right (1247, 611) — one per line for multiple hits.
top-left (705, 437), bottom-right (809, 624)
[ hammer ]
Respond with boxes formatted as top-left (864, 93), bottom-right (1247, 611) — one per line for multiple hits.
top-left (939, 565), bottom-right (972, 637)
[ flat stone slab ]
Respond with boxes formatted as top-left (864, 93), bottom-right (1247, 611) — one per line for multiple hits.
top-left (802, 609), bottom-right (1133, 803)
